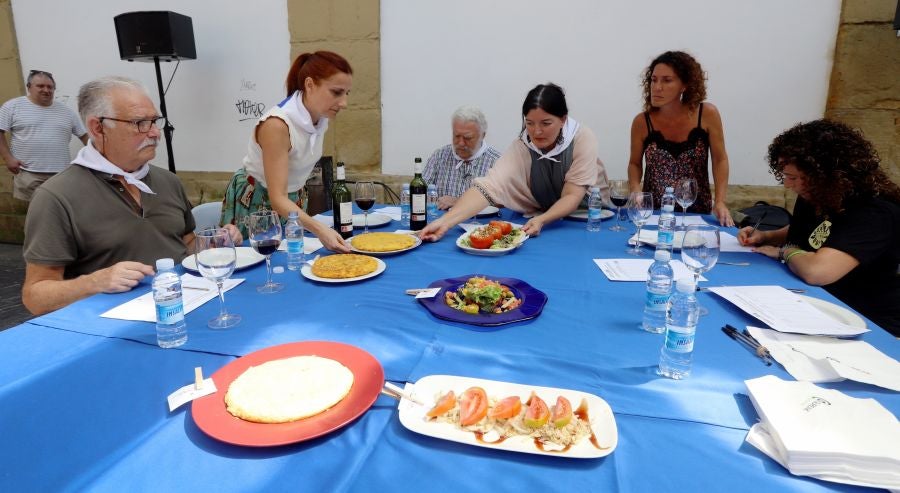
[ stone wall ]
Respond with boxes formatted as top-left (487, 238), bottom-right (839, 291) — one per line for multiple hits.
top-left (0, 0), bottom-right (896, 243)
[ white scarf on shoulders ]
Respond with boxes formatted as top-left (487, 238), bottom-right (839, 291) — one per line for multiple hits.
top-left (453, 141), bottom-right (488, 169)
top-left (520, 117), bottom-right (580, 162)
top-left (72, 141), bottom-right (154, 194)
top-left (281, 90), bottom-right (329, 155)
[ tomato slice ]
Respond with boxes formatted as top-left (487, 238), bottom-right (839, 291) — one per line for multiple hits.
top-left (488, 395), bottom-right (522, 419)
top-left (468, 230), bottom-right (494, 249)
top-left (523, 392), bottom-right (550, 428)
top-left (425, 390), bottom-right (456, 418)
top-left (489, 220), bottom-right (512, 235)
top-left (458, 387), bottom-right (489, 426)
top-left (551, 396), bottom-right (573, 429)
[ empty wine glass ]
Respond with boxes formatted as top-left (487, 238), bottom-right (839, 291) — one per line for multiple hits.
top-left (249, 210), bottom-right (284, 293)
top-left (354, 181), bottom-right (376, 233)
top-left (626, 192), bottom-right (653, 256)
top-left (675, 177), bottom-right (698, 229)
top-left (194, 228), bottom-right (241, 329)
top-left (608, 179), bottom-right (629, 232)
top-left (680, 224), bottom-right (720, 316)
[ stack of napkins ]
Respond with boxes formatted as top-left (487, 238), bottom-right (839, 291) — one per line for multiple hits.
top-left (744, 375), bottom-right (900, 489)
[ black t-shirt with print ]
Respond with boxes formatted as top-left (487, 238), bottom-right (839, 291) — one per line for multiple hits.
top-left (787, 196), bottom-right (900, 335)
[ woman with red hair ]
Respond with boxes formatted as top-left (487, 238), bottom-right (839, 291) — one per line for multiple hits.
top-left (222, 51), bottom-right (353, 252)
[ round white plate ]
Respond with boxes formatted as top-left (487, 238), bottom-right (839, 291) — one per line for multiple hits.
top-left (567, 209), bottom-right (615, 221)
top-left (456, 224), bottom-right (528, 256)
top-left (181, 246), bottom-right (265, 272)
top-left (300, 256), bottom-right (386, 283)
top-left (313, 213), bottom-right (393, 228)
top-left (349, 234), bottom-right (422, 256)
top-left (476, 206), bottom-right (500, 218)
top-left (801, 295), bottom-right (866, 329)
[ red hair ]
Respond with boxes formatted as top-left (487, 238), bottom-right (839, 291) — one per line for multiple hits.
top-left (286, 51), bottom-right (353, 97)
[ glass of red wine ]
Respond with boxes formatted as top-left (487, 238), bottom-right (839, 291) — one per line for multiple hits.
top-left (354, 181), bottom-right (376, 233)
top-left (249, 210), bottom-right (284, 293)
top-left (609, 179), bottom-right (629, 232)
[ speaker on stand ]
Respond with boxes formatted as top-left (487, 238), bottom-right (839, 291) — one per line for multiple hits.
top-left (114, 11), bottom-right (196, 173)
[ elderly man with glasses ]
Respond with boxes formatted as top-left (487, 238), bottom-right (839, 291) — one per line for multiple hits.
top-left (0, 70), bottom-right (88, 201)
top-left (423, 105), bottom-right (500, 210)
top-left (21, 76), bottom-right (241, 315)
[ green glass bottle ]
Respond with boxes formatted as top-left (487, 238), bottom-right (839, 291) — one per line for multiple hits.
top-left (409, 157), bottom-right (427, 231)
top-left (331, 162), bottom-right (353, 239)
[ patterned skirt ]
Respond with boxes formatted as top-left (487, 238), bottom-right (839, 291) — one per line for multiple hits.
top-left (220, 167), bottom-right (303, 238)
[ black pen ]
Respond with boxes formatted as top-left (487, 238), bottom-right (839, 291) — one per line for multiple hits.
top-left (722, 325), bottom-right (772, 366)
top-left (747, 211), bottom-right (768, 239)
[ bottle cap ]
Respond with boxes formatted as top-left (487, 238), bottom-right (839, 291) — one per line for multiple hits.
top-left (654, 249), bottom-right (671, 262)
top-left (402, 183), bottom-right (409, 189)
top-left (675, 278), bottom-right (696, 293)
top-left (272, 266), bottom-right (284, 274)
top-left (427, 184), bottom-right (435, 191)
top-left (156, 258), bottom-right (174, 270)
top-left (590, 186), bottom-right (599, 193)
top-left (288, 211), bottom-right (298, 219)
top-left (414, 157), bottom-right (422, 163)
top-left (665, 186), bottom-right (674, 192)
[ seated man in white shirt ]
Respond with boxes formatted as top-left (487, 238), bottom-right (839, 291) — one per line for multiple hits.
top-left (21, 76), bottom-right (242, 315)
top-left (423, 105), bottom-right (500, 210)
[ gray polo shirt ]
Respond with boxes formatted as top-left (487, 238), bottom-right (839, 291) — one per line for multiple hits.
top-left (24, 165), bottom-right (196, 279)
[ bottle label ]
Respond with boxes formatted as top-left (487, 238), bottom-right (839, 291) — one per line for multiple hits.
top-left (589, 208), bottom-right (601, 220)
top-left (336, 166), bottom-right (346, 180)
top-left (338, 201), bottom-right (353, 232)
top-left (286, 238), bottom-right (303, 254)
top-left (664, 326), bottom-right (695, 353)
top-left (645, 291), bottom-right (670, 311)
top-left (657, 230), bottom-right (674, 244)
top-left (156, 298), bottom-right (184, 325)
top-left (411, 194), bottom-right (426, 215)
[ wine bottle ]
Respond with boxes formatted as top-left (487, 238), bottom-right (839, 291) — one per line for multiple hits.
top-left (410, 157), bottom-right (427, 231)
top-left (331, 162), bottom-right (353, 239)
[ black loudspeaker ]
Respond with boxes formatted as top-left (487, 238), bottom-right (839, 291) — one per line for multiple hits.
top-left (114, 11), bottom-right (196, 62)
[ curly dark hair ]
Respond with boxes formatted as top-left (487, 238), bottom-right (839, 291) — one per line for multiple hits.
top-left (767, 119), bottom-right (900, 214)
top-left (641, 51), bottom-right (706, 112)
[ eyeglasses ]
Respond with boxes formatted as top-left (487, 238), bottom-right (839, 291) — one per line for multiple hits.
top-left (29, 70), bottom-right (53, 78)
top-left (99, 116), bottom-right (164, 133)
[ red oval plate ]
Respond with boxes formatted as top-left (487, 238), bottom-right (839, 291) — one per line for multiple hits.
top-left (192, 341), bottom-right (384, 447)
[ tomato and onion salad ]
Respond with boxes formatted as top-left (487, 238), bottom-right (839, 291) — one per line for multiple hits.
top-left (461, 222), bottom-right (523, 250)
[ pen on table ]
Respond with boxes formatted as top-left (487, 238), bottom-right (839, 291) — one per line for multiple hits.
top-left (721, 324), bottom-right (772, 366)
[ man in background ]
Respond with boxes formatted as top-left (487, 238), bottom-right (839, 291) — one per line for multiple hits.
top-left (423, 105), bottom-right (500, 210)
top-left (21, 76), bottom-right (241, 315)
top-left (0, 70), bottom-right (88, 201)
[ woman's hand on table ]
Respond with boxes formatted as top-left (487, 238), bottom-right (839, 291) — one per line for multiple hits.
top-left (318, 228), bottom-right (352, 253)
top-left (737, 226), bottom-right (766, 246)
top-left (522, 216), bottom-right (546, 237)
top-left (418, 220), bottom-right (450, 242)
top-left (713, 201), bottom-right (735, 227)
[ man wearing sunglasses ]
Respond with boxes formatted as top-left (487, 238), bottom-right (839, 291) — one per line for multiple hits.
top-left (21, 76), bottom-right (241, 315)
top-left (0, 70), bottom-right (88, 201)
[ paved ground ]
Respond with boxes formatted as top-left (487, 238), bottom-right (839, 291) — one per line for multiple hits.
top-left (0, 243), bottom-right (31, 331)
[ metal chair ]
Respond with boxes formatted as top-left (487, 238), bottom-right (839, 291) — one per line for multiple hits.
top-left (191, 201), bottom-right (222, 233)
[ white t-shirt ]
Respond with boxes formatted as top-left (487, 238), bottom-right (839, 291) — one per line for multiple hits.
top-left (0, 96), bottom-right (86, 173)
top-left (242, 101), bottom-right (324, 192)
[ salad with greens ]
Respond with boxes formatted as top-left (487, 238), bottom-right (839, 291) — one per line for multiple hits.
top-left (444, 277), bottom-right (522, 314)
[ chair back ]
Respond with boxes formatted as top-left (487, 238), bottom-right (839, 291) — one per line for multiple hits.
top-left (191, 202), bottom-right (222, 233)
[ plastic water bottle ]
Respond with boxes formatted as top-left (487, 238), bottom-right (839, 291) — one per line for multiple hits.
top-left (642, 249), bottom-right (674, 333)
top-left (285, 211), bottom-right (304, 271)
top-left (153, 258), bottom-right (187, 348)
top-left (658, 278), bottom-right (700, 379)
top-left (657, 186), bottom-right (676, 251)
top-left (427, 184), bottom-right (439, 221)
top-left (587, 186), bottom-right (602, 232)
top-left (400, 183), bottom-right (411, 228)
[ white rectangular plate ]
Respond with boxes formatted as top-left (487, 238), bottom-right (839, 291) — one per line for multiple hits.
top-left (398, 374), bottom-right (618, 458)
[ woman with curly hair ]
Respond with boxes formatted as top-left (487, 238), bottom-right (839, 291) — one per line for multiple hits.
top-left (627, 51), bottom-right (733, 226)
top-left (738, 119), bottom-right (900, 335)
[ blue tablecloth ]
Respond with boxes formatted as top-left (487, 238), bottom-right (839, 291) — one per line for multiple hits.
top-left (4, 210), bottom-right (898, 492)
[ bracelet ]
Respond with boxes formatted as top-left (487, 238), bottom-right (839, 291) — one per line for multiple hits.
top-left (472, 182), bottom-right (496, 207)
top-left (783, 249), bottom-right (806, 264)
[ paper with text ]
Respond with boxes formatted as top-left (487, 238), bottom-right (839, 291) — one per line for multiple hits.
top-left (101, 274), bottom-right (244, 322)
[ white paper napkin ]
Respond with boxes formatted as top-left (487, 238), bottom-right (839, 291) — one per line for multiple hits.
top-left (101, 274), bottom-right (244, 322)
top-left (593, 258), bottom-right (706, 282)
top-left (278, 236), bottom-right (324, 254)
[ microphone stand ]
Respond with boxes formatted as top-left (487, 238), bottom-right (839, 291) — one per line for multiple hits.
top-left (153, 55), bottom-right (177, 173)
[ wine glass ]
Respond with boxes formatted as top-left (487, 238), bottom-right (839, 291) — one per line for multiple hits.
top-left (675, 177), bottom-right (698, 229)
top-left (680, 224), bottom-right (720, 316)
top-left (194, 228), bottom-right (241, 329)
top-left (249, 210), bottom-right (284, 293)
top-left (608, 180), bottom-right (629, 232)
top-left (626, 192), bottom-right (653, 256)
top-left (354, 181), bottom-right (376, 233)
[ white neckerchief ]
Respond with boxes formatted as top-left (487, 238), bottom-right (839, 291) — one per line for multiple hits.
top-left (72, 141), bottom-right (154, 194)
top-left (280, 90), bottom-right (328, 155)
top-left (521, 117), bottom-right (580, 162)
top-left (453, 141), bottom-right (488, 169)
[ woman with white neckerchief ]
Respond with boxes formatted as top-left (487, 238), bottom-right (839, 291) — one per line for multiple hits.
top-left (221, 51), bottom-right (353, 252)
top-left (420, 83), bottom-right (609, 241)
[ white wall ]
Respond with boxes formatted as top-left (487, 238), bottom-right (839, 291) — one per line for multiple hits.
top-left (381, 0), bottom-right (841, 185)
top-left (11, 0), bottom-right (289, 172)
